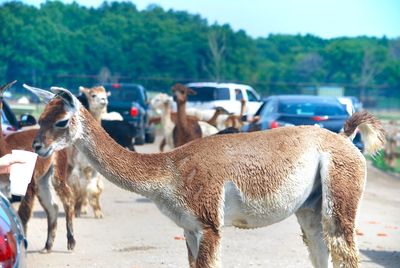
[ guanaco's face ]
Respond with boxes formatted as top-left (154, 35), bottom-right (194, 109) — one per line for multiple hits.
top-left (171, 83), bottom-right (196, 104)
top-left (32, 89), bottom-right (82, 158)
top-left (80, 86), bottom-right (109, 111)
top-left (150, 93), bottom-right (172, 112)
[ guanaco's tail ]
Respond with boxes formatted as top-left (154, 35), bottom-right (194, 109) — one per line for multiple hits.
top-left (341, 111), bottom-right (385, 155)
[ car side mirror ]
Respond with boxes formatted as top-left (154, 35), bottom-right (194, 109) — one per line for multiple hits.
top-left (19, 114), bottom-right (37, 128)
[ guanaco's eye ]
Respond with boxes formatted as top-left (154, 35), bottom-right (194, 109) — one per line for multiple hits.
top-left (54, 119), bottom-right (69, 128)
top-left (91, 95), bottom-right (96, 98)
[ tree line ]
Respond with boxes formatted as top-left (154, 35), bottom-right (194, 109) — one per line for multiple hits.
top-left (1, 1), bottom-right (399, 101)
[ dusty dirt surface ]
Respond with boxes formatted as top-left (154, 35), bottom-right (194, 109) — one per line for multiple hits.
top-left (23, 136), bottom-right (400, 267)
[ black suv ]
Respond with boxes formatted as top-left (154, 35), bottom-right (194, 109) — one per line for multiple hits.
top-left (103, 83), bottom-right (155, 145)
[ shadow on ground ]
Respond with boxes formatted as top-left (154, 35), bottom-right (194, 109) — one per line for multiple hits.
top-left (361, 249), bottom-right (400, 268)
top-left (33, 211), bottom-right (65, 218)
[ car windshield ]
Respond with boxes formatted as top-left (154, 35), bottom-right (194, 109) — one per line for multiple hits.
top-left (1, 113), bottom-right (11, 132)
top-left (278, 100), bottom-right (348, 116)
top-left (107, 86), bottom-right (145, 106)
top-left (1, 111), bottom-right (10, 126)
top-left (187, 86), bottom-right (230, 101)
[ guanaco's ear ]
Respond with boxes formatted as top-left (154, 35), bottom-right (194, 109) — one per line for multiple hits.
top-left (187, 87), bottom-right (197, 95)
top-left (79, 86), bottom-right (90, 96)
top-left (171, 83), bottom-right (181, 92)
top-left (23, 84), bottom-right (55, 103)
top-left (0, 80), bottom-right (17, 97)
top-left (51, 86), bottom-right (79, 109)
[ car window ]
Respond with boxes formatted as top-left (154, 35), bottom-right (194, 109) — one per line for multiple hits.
top-left (188, 87), bottom-right (230, 101)
top-left (235, 89), bottom-right (243, 100)
top-left (107, 86), bottom-right (145, 106)
top-left (246, 90), bottom-right (258, 102)
top-left (278, 101), bottom-right (348, 116)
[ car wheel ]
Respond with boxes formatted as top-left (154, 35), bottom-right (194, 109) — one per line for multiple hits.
top-left (145, 131), bottom-right (155, 143)
top-left (135, 135), bottom-right (145, 145)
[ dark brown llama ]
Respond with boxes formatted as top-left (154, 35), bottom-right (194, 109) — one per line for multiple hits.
top-left (172, 84), bottom-right (202, 147)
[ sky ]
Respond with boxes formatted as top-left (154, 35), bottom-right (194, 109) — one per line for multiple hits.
top-left (2, 0), bottom-right (400, 39)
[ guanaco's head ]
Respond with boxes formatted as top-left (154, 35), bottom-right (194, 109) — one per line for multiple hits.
top-left (150, 93), bottom-right (173, 113)
top-left (23, 84), bottom-right (82, 158)
top-left (171, 83), bottom-right (196, 104)
top-left (79, 85), bottom-right (109, 112)
top-left (214, 106), bottom-right (230, 115)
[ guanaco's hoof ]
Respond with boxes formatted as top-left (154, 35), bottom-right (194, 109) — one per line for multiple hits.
top-left (94, 211), bottom-right (103, 219)
top-left (68, 238), bottom-right (76, 251)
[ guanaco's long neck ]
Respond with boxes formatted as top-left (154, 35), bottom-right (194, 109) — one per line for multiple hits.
top-left (176, 101), bottom-right (188, 128)
top-left (75, 108), bottom-right (173, 197)
top-left (161, 102), bottom-right (173, 127)
top-left (207, 110), bottom-right (221, 127)
top-left (89, 107), bottom-right (105, 122)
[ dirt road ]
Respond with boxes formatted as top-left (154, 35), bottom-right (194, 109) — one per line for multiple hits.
top-left (25, 137), bottom-right (400, 267)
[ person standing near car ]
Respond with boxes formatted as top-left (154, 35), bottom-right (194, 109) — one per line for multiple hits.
top-left (0, 154), bottom-right (24, 174)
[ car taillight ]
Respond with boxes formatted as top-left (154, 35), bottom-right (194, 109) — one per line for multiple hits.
top-left (270, 121), bottom-right (279, 129)
top-left (130, 107), bottom-right (139, 117)
top-left (6, 126), bottom-right (17, 132)
top-left (111, 83), bottom-right (121, 88)
top-left (312, 116), bottom-right (329, 121)
top-left (0, 218), bottom-right (17, 268)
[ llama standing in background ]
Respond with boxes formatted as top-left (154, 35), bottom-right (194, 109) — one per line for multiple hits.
top-left (150, 93), bottom-right (175, 151)
top-left (150, 92), bottom-right (219, 152)
top-left (25, 84), bottom-right (385, 268)
top-left (69, 86), bottom-right (106, 218)
top-left (172, 83), bottom-right (203, 147)
top-left (0, 81), bottom-right (75, 251)
top-left (77, 87), bottom-right (136, 151)
top-left (205, 107), bottom-right (230, 129)
top-left (223, 98), bottom-right (247, 130)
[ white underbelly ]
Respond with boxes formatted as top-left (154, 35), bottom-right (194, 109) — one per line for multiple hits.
top-left (223, 168), bottom-right (318, 229)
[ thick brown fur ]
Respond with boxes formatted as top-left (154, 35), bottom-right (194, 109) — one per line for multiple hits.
top-left (32, 87), bottom-right (385, 268)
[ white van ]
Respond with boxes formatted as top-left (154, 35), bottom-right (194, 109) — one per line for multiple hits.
top-left (185, 82), bottom-right (263, 117)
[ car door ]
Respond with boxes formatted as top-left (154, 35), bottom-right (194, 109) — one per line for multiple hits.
top-left (245, 88), bottom-right (262, 116)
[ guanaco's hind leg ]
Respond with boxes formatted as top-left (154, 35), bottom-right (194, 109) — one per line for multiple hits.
top-left (296, 201), bottom-right (330, 268)
top-left (184, 229), bottom-right (200, 268)
top-left (159, 137), bottom-right (166, 152)
top-left (320, 155), bottom-right (365, 268)
top-left (52, 179), bottom-right (76, 250)
top-left (83, 168), bottom-right (104, 218)
top-left (195, 225), bottom-right (221, 268)
top-left (87, 176), bottom-right (104, 219)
